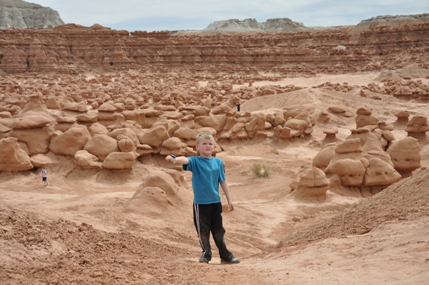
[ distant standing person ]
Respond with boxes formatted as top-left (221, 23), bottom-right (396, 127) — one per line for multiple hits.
top-left (165, 132), bottom-right (240, 264)
top-left (42, 167), bottom-right (48, 186)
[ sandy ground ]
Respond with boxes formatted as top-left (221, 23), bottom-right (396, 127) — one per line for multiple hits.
top-left (1, 70), bottom-right (429, 284)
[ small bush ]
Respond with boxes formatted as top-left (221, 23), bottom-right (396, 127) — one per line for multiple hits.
top-left (251, 162), bottom-right (270, 178)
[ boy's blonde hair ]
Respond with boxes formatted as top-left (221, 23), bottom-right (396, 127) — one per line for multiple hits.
top-left (196, 132), bottom-right (214, 143)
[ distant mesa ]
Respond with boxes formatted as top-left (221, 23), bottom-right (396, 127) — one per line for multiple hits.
top-left (203, 18), bottom-right (306, 32)
top-left (2, 0), bottom-right (428, 33)
top-left (0, 0), bottom-right (64, 29)
top-left (357, 13), bottom-right (429, 25)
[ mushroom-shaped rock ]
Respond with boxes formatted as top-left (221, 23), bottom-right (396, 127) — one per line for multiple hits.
top-left (107, 113), bottom-right (126, 130)
top-left (335, 138), bottom-right (362, 154)
top-left (124, 186), bottom-right (170, 216)
top-left (292, 167), bottom-right (329, 201)
top-left (347, 128), bottom-right (373, 146)
top-left (329, 158), bottom-right (366, 186)
top-left (328, 106), bottom-right (353, 117)
top-left (108, 128), bottom-right (139, 146)
top-left (102, 152), bottom-right (136, 170)
top-left (386, 137), bottom-right (421, 177)
top-left (49, 124), bottom-right (91, 156)
top-left (84, 134), bottom-right (119, 161)
top-left (325, 138), bottom-right (363, 175)
top-left (381, 130), bottom-right (395, 143)
top-left (18, 93), bottom-right (51, 118)
top-left (161, 137), bottom-right (185, 155)
top-left (124, 171), bottom-right (178, 215)
top-left (30, 153), bottom-right (55, 168)
top-left (74, 150), bottom-right (102, 169)
top-left (393, 110), bottom-right (409, 129)
top-left (76, 113), bottom-right (98, 123)
top-left (364, 158), bottom-right (402, 187)
top-left (273, 125), bottom-right (292, 139)
top-left (139, 125), bottom-right (170, 149)
top-left (245, 113), bottom-right (266, 138)
top-left (312, 143), bottom-right (337, 171)
top-left (63, 102), bottom-right (87, 113)
top-left (88, 122), bottom-right (109, 136)
top-left (378, 122), bottom-right (394, 131)
top-left (141, 171), bottom-right (179, 198)
top-left (360, 132), bottom-right (384, 153)
top-left (355, 108), bottom-right (379, 129)
top-left (364, 150), bottom-right (394, 167)
top-left (210, 103), bottom-right (233, 115)
top-left (44, 97), bottom-right (61, 110)
top-left (124, 97), bottom-right (136, 110)
top-left (11, 115), bottom-right (54, 130)
top-left (98, 102), bottom-right (117, 112)
top-left (195, 114), bottom-right (227, 133)
top-left (136, 144), bottom-right (154, 156)
top-left (322, 128), bottom-right (339, 146)
top-left (9, 125), bottom-right (55, 155)
top-left (0, 137), bottom-right (33, 171)
top-left (405, 115), bottom-right (428, 143)
top-left (318, 111), bottom-right (331, 123)
top-left (117, 134), bottom-right (136, 152)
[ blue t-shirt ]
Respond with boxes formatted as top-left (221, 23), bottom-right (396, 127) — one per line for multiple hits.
top-left (183, 156), bottom-right (226, 204)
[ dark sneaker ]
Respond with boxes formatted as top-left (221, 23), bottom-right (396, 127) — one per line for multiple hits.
top-left (221, 257), bottom-right (240, 264)
top-left (198, 256), bottom-right (209, 264)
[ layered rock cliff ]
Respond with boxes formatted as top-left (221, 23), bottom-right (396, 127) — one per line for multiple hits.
top-left (0, 15), bottom-right (428, 74)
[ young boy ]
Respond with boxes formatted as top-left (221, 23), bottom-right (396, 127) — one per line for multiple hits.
top-left (166, 132), bottom-right (240, 264)
top-left (42, 167), bottom-right (48, 187)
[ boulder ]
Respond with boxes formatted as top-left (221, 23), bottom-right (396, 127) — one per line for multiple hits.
top-left (364, 158), bottom-right (401, 186)
top-left (49, 124), bottom-right (91, 156)
top-left (0, 137), bottom-right (33, 171)
top-left (74, 150), bottom-right (102, 169)
top-left (386, 137), bottom-right (421, 177)
top-left (84, 134), bottom-right (119, 160)
top-left (102, 152), bottom-right (136, 169)
top-left (293, 167), bottom-right (329, 201)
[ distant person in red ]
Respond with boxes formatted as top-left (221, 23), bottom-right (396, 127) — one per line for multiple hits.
top-left (42, 167), bottom-right (48, 187)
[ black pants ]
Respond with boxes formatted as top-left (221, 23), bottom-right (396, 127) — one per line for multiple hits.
top-left (193, 202), bottom-right (233, 261)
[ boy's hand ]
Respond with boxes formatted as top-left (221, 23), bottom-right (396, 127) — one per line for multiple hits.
top-left (228, 202), bottom-right (235, 212)
top-left (166, 154), bottom-right (176, 163)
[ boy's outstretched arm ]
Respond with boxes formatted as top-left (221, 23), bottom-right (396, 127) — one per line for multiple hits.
top-left (166, 155), bottom-right (189, 165)
top-left (220, 181), bottom-right (235, 212)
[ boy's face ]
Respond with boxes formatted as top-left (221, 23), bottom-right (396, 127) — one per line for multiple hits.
top-left (196, 138), bottom-right (214, 158)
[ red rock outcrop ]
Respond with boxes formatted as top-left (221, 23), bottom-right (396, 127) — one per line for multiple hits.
top-left (0, 16), bottom-right (428, 74)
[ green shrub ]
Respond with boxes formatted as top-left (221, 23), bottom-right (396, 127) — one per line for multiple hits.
top-left (251, 162), bottom-right (270, 178)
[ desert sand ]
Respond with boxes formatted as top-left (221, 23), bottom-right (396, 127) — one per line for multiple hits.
top-left (1, 69), bottom-right (429, 285)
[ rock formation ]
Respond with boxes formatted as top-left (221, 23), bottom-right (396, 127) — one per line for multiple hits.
top-left (0, 14), bottom-right (428, 74)
top-left (203, 17), bottom-right (306, 32)
top-left (292, 166), bottom-right (329, 201)
top-left (0, 0), bottom-right (64, 29)
top-left (0, 10), bottom-right (426, 201)
top-left (0, 137), bottom-right (33, 171)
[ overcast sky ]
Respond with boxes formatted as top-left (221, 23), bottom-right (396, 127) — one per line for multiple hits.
top-left (32, 0), bottom-right (428, 31)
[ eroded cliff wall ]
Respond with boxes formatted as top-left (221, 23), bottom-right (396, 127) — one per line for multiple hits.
top-left (0, 17), bottom-right (428, 75)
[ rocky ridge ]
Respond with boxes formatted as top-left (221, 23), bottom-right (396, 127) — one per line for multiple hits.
top-left (0, 14), bottom-right (428, 75)
top-left (0, 0), bottom-right (63, 29)
top-left (203, 17), bottom-right (306, 32)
